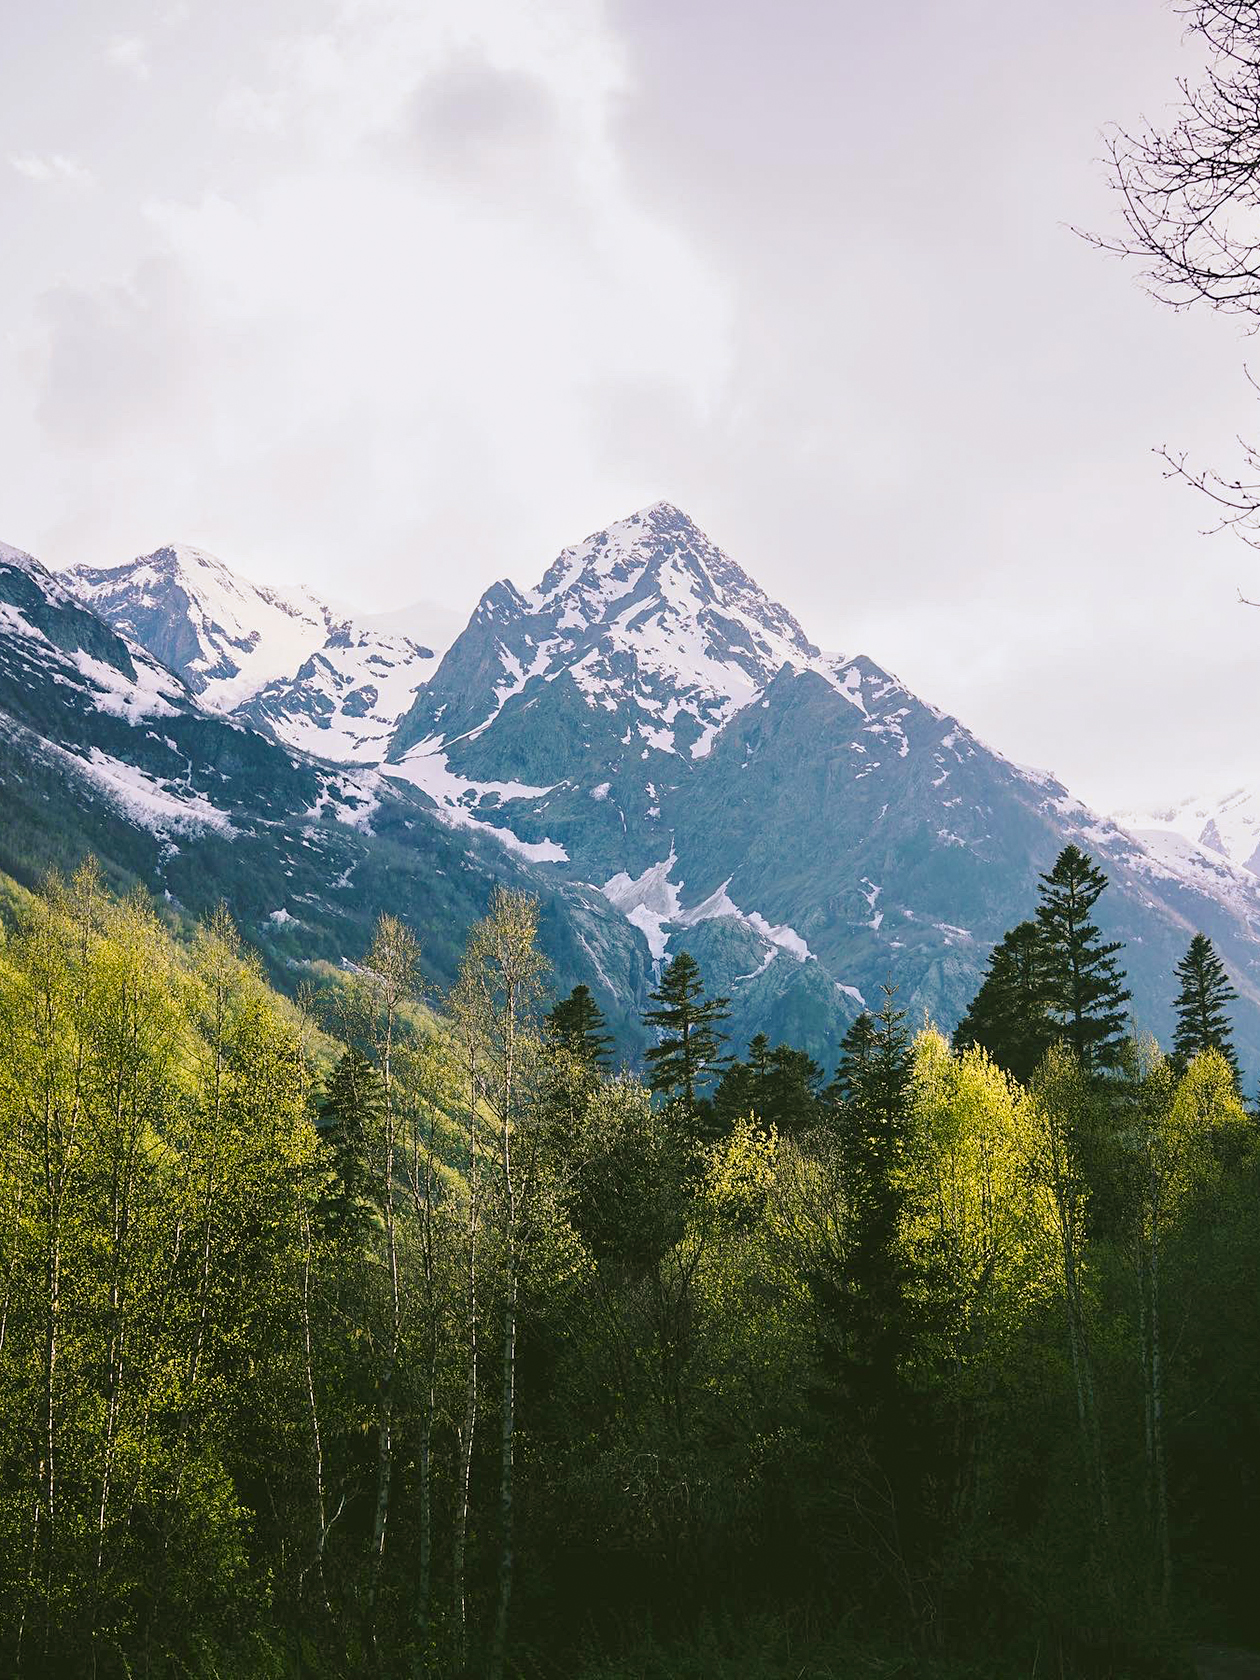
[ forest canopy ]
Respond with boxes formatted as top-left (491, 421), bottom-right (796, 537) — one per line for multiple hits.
top-left (0, 855), bottom-right (1256, 1678)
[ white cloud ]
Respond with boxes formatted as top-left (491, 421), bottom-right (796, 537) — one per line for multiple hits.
top-left (10, 153), bottom-right (95, 186)
top-left (105, 35), bottom-right (151, 80)
top-left (10, 0), bottom-right (732, 615)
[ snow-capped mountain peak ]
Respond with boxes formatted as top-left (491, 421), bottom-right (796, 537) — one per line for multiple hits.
top-left (0, 539), bottom-right (39, 570)
top-left (67, 544), bottom-right (448, 765)
top-left (391, 502), bottom-right (852, 767)
top-left (527, 501), bottom-right (818, 673)
top-left (68, 543), bottom-right (337, 707)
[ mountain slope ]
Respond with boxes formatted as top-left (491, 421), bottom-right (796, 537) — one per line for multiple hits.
top-left (68, 545), bottom-right (444, 764)
top-left (0, 538), bottom-right (652, 1039)
top-left (27, 506), bottom-right (1260, 1081)
top-left (386, 506), bottom-right (1260, 1073)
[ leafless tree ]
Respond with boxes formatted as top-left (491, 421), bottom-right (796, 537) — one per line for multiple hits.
top-left (1085, 1), bottom-right (1260, 556)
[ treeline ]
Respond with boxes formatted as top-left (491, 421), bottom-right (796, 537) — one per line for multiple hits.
top-left (0, 850), bottom-right (1257, 1677)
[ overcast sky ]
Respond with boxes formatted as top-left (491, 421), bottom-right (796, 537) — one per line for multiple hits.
top-left (2, 0), bottom-right (1255, 811)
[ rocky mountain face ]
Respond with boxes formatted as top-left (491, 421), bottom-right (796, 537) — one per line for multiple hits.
top-left (17, 505), bottom-right (1260, 1080)
top-left (68, 544), bottom-right (443, 764)
top-left (0, 538), bottom-right (650, 1036)
top-left (386, 504), bottom-right (1260, 1073)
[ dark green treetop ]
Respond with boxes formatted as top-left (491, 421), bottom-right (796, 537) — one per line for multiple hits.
top-left (642, 950), bottom-right (730, 1119)
top-left (829, 985), bottom-right (916, 1421)
top-left (315, 1044), bottom-right (384, 1240)
top-left (1171, 932), bottom-right (1239, 1079)
top-left (545, 981), bottom-right (615, 1071)
top-left (1035, 845), bottom-right (1131, 1070)
top-left (954, 919), bottom-right (1050, 1084)
top-left (831, 1010), bottom-right (879, 1108)
top-left (834, 986), bottom-right (915, 1164)
top-left (712, 1031), bottom-right (825, 1135)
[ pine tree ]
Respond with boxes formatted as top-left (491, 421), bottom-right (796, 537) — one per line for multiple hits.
top-left (1171, 933), bottom-right (1240, 1079)
top-left (315, 1045), bottom-right (384, 1239)
top-left (832, 986), bottom-right (916, 1421)
top-left (545, 983), bottom-right (614, 1071)
top-left (712, 1033), bottom-right (824, 1134)
top-left (845, 986), bottom-right (915, 1165)
top-left (954, 920), bottom-right (1051, 1084)
top-left (831, 1010), bottom-right (879, 1107)
top-left (642, 951), bottom-right (730, 1119)
top-left (1035, 845), bottom-right (1131, 1070)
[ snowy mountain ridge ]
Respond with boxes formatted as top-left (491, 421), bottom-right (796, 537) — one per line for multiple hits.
top-left (1113, 787), bottom-right (1260, 877)
top-left (20, 502), bottom-right (1260, 1074)
top-left (391, 501), bottom-right (872, 770)
top-left (68, 543), bottom-right (446, 764)
top-left (381, 503), bottom-right (1260, 1066)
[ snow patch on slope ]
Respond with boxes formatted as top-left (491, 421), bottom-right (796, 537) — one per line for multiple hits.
top-left (384, 738), bottom-right (568, 863)
top-left (600, 849), bottom-right (813, 966)
top-left (57, 745), bottom-right (238, 838)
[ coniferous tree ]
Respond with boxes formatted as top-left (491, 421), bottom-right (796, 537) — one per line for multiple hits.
top-left (712, 1031), bottom-right (770, 1124)
top-left (642, 950), bottom-right (730, 1120)
top-left (1035, 846), bottom-right (1131, 1070)
top-left (545, 982), bottom-right (614, 1071)
top-left (316, 1045), bottom-right (384, 1240)
top-left (831, 986), bottom-right (917, 1447)
top-left (831, 1010), bottom-right (879, 1107)
top-left (1171, 932), bottom-right (1240, 1079)
top-left (954, 920), bottom-right (1050, 1084)
top-left (712, 1033), bottom-right (824, 1134)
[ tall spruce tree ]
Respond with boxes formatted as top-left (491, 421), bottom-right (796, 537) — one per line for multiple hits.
top-left (831, 1010), bottom-right (879, 1107)
top-left (545, 983), bottom-right (614, 1071)
top-left (954, 920), bottom-right (1051, 1084)
top-left (315, 1045), bottom-right (384, 1239)
top-left (1171, 933), bottom-right (1240, 1079)
top-left (642, 950), bottom-right (730, 1119)
top-left (1035, 845), bottom-right (1131, 1070)
top-left (832, 986), bottom-right (916, 1420)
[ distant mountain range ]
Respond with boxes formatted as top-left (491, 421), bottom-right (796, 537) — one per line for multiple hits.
top-left (1114, 788), bottom-right (1260, 878)
top-left (4, 507), bottom-right (1260, 1077)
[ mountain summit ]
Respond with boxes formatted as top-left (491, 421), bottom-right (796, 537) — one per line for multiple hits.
top-left (383, 504), bottom-right (1260, 1067)
top-left (69, 544), bottom-right (446, 763)
top-left (391, 502), bottom-right (843, 763)
top-left (25, 504), bottom-right (1260, 1073)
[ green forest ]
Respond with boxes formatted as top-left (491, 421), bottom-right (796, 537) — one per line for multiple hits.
top-left (0, 843), bottom-right (1256, 1679)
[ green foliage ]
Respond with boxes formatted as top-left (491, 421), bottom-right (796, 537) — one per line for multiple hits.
top-left (1171, 933), bottom-right (1239, 1079)
top-left (315, 1045), bottom-right (384, 1239)
top-left (0, 857), bottom-right (1256, 1678)
top-left (713, 1032), bottom-right (824, 1136)
top-left (1035, 845), bottom-right (1132, 1069)
top-left (643, 950), bottom-right (731, 1122)
top-left (954, 919), bottom-right (1051, 1083)
top-left (546, 982), bottom-right (614, 1071)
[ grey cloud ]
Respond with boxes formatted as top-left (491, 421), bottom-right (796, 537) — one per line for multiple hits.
top-left (405, 56), bottom-right (561, 184)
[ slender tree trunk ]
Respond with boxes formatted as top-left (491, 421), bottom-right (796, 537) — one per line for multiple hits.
top-left (368, 1007), bottom-right (401, 1643)
top-left (1057, 1175), bottom-right (1109, 1531)
top-left (453, 1084), bottom-right (480, 1673)
top-left (489, 976), bottom-right (520, 1680)
top-left (1150, 1196), bottom-right (1172, 1610)
top-left (413, 1124), bottom-right (440, 1662)
top-left (298, 1204), bottom-right (332, 1611)
top-left (489, 1270), bottom-right (518, 1680)
top-left (1138, 1245), bottom-right (1154, 1524)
